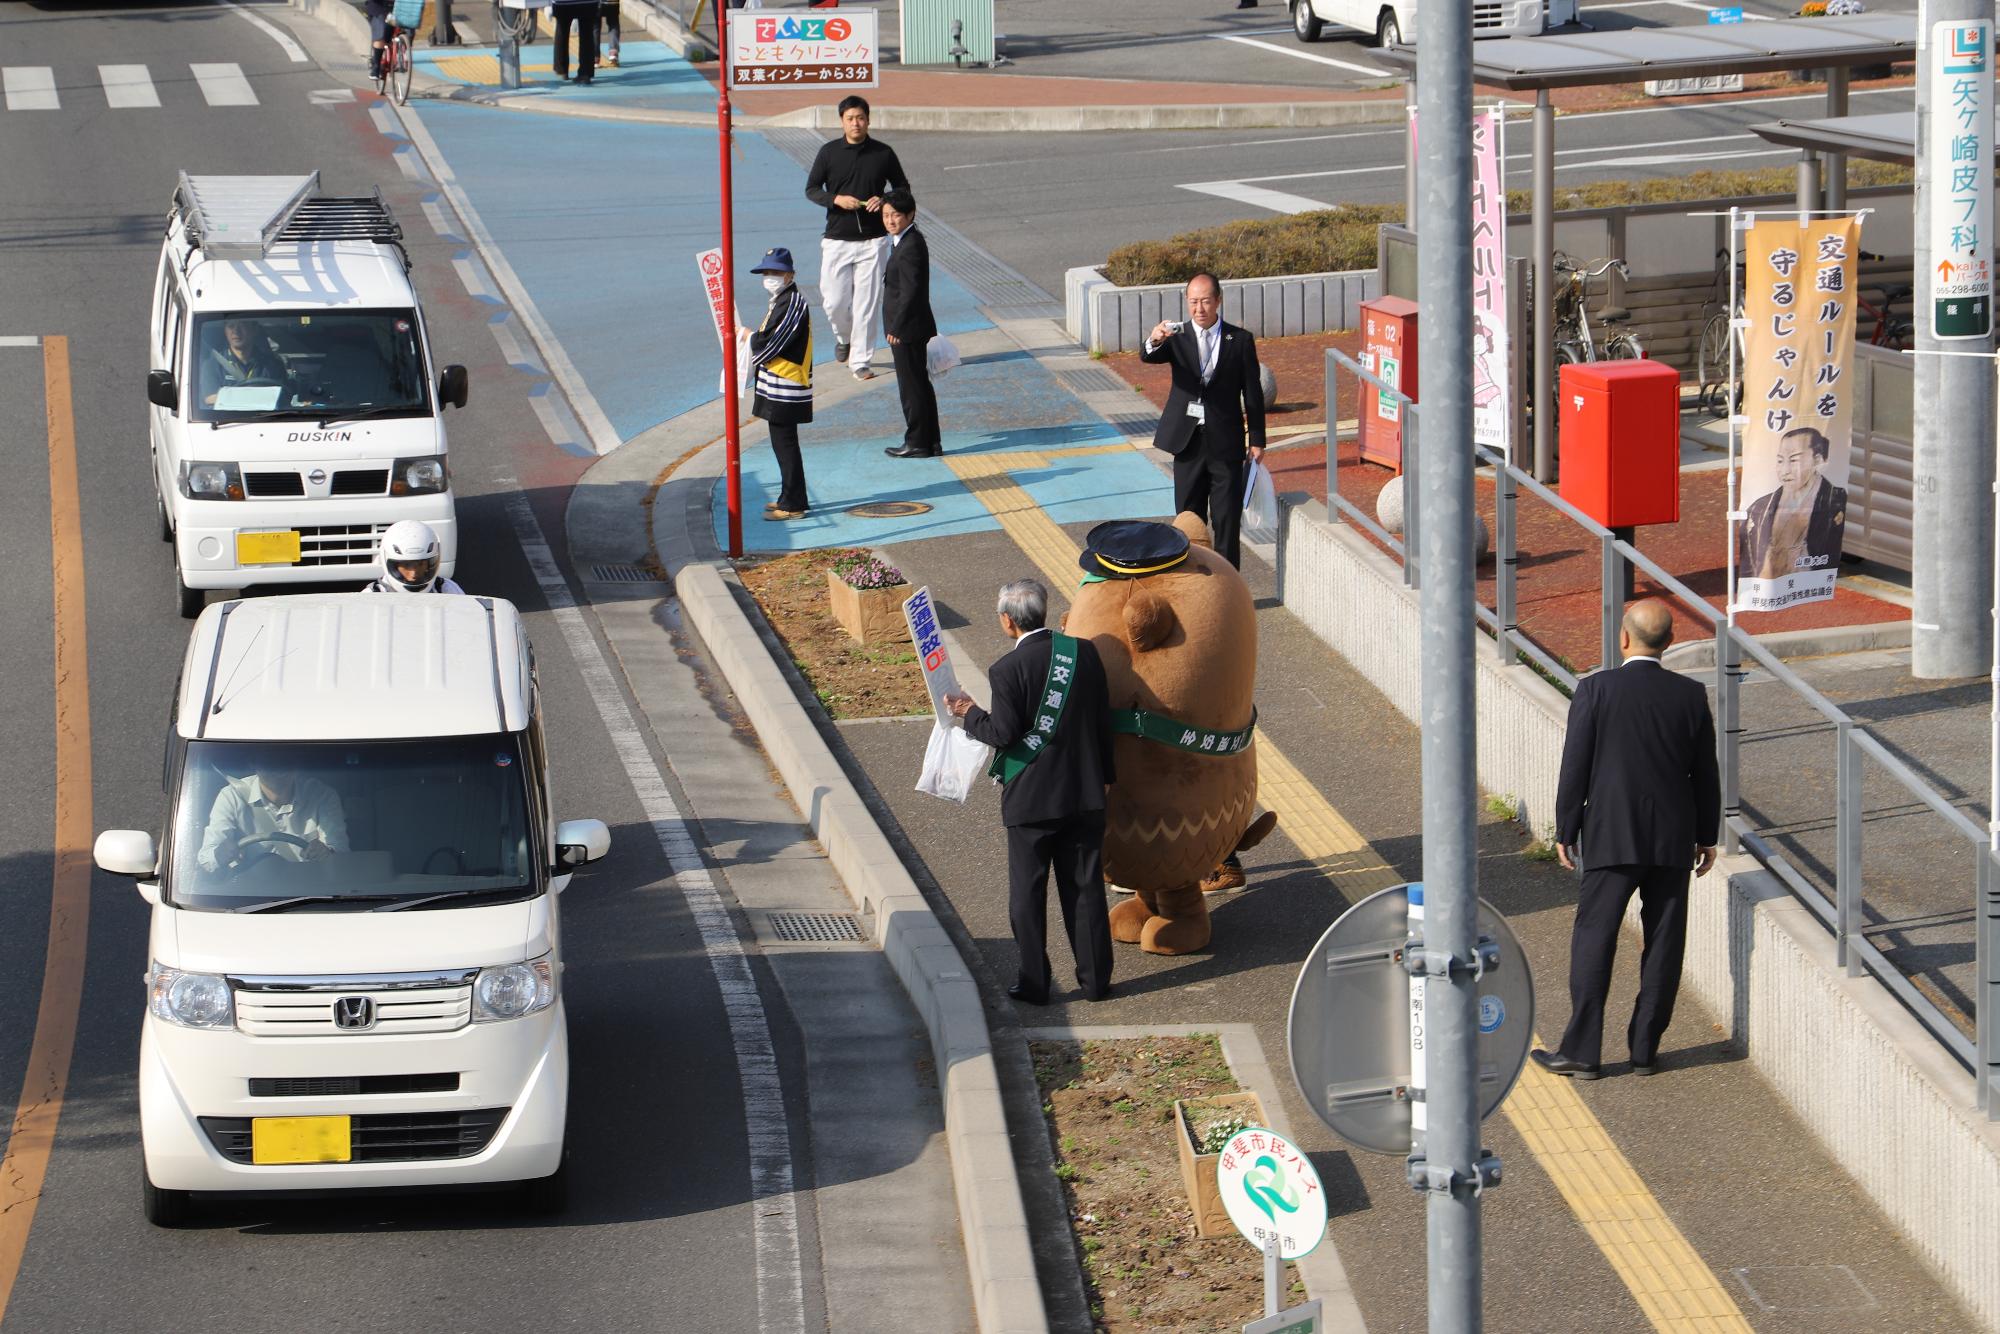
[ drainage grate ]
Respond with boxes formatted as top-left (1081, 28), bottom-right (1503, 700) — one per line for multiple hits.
top-left (845, 500), bottom-right (933, 518)
top-left (590, 563), bottom-right (660, 583)
top-left (769, 911), bottom-right (865, 943)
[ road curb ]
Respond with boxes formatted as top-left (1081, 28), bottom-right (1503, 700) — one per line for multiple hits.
top-left (1660, 618), bottom-right (1913, 671)
top-left (564, 428), bottom-right (1052, 1333)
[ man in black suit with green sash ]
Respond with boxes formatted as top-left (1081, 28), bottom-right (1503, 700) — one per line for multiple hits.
top-left (946, 578), bottom-right (1116, 1004)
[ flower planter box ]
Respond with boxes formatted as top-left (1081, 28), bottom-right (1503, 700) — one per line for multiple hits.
top-left (1174, 1090), bottom-right (1268, 1239)
top-left (825, 569), bottom-right (910, 645)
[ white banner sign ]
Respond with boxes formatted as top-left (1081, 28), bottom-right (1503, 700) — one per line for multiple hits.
top-left (1470, 107), bottom-right (1512, 457)
top-left (728, 10), bottom-right (878, 90)
top-left (697, 248), bottom-right (752, 397)
top-left (902, 586), bottom-right (964, 725)
top-left (1928, 20), bottom-right (1992, 339)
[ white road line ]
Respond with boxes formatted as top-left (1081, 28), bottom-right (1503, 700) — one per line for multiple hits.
top-left (0, 336), bottom-right (41, 347)
top-left (98, 65), bottom-right (160, 109)
top-left (1548, 144), bottom-right (1794, 170)
top-left (190, 62), bottom-right (258, 106)
top-left (1211, 32), bottom-right (1393, 77)
top-left (393, 103), bottom-right (624, 454)
top-left (309, 87), bottom-right (357, 105)
top-left (217, 0), bottom-right (309, 60)
top-left (3, 68), bottom-right (59, 111)
top-left (1181, 180), bottom-right (1339, 214)
top-left (501, 488), bottom-right (807, 1334)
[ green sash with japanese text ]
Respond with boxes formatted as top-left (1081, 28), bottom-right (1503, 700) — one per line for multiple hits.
top-left (987, 634), bottom-right (1079, 786)
top-left (1111, 707), bottom-right (1257, 756)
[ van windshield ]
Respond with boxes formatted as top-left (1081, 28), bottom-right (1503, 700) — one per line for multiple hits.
top-left (168, 736), bottom-right (537, 912)
top-left (189, 309), bottom-right (429, 423)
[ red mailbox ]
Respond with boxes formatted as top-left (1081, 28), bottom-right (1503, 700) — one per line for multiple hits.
top-left (1558, 359), bottom-right (1681, 528)
top-left (1357, 296), bottom-right (1418, 471)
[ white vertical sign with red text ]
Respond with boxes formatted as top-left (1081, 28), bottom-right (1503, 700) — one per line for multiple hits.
top-left (697, 247), bottom-right (752, 396)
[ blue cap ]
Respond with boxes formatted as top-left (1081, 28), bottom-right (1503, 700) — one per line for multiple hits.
top-left (751, 247), bottom-right (795, 275)
top-left (1078, 520), bottom-right (1190, 580)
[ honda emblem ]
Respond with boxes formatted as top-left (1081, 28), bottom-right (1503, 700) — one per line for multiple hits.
top-left (332, 996), bottom-right (375, 1030)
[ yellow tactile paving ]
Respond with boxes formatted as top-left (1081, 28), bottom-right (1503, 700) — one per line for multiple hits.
top-left (427, 56), bottom-right (563, 84)
top-left (1504, 1055), bottom-right (1751, 1330)
top-left (942, 447), bottom-right (1752, 1333)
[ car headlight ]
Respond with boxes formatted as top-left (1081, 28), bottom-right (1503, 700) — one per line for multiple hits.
top-left (180, 461), bottom-right (243, 501)
top-left (149, 964), bottom-right (235, 1030)
top-left (392, 456), bottom-right (449, 496)
top-left (472, 955), bottom-right (556, 1022)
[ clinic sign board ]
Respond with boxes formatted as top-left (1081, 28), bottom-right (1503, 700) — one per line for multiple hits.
top-left (729, 11), bottom-right (878, 90)
top-left (1928, 20), bottom-right (1992, 339)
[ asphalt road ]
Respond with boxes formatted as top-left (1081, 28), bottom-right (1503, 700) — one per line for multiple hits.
top-left (0, 4), bottom-right (831, 1329)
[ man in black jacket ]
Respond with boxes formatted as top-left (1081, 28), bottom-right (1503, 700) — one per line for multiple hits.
top-left (1140, 273), bottom-right (1267, 568)
top-left (880, 190), bottom-right (941, 459)
top-left (1534, 599), bottom-right (1722, 1080)
top-left (945, 579), bottom-right (1116, 1004)
top-left (803, 95), bottom-right (908, 381)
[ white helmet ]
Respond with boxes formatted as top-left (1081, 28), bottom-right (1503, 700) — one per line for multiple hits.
top-left (378, 519), bottom-right (444, 592)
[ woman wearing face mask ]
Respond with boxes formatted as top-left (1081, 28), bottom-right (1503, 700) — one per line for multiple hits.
top-left (738, 248), bottom-right (814, 520)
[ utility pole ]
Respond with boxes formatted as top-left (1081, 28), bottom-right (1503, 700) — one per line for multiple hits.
top-left (1415, 1), bottom-right (1485, 1329)
top-left (1913, 2), bottom-right (1996, 679)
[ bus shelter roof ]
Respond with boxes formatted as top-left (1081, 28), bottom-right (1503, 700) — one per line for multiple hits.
top-left (1374, 13), bottom-right (1913, 92)
top-left (1750, 109), bottom-right (2000, 167)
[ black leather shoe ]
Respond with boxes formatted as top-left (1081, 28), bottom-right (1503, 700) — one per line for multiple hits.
top-left (1530, 1048), bottom-right (1599, 1080)
top-left (884, 445), bottom-right (939, 459)
top-left (1631, 1059), bottom-right (1658, 1077)
top-left (1078, 982), bottom-right (1112, 1002)
top-left (1006, 981), bottom-right (1049, 1006)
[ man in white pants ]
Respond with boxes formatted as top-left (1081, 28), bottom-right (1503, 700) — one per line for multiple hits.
top-left (804, 94), bottom-right (908, 380)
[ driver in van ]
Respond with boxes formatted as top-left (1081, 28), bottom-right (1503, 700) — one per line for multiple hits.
top-left (197, 764), bottom-right (348, 873)
top-left (200, 318), bottom-right (289, 406)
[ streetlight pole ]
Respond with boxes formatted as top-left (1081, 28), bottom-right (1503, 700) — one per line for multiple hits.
top-left (716, 0), bottom-right (743, 558)
top-left (1415, 0), bottom-right (1485, 1328)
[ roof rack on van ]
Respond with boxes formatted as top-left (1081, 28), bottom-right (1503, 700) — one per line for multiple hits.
top-left (171, 171), bottom-right (410, 271)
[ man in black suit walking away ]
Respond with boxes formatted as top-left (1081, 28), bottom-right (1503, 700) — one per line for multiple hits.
top-left (1140, 273), bottom-right (1267, 568)
top-left (1534, 600), bottom-right (1722, 1080)
top-left (944, 579), bottom-right (1116, 1005)
top-left (880, 190), bottom-right (941, 459)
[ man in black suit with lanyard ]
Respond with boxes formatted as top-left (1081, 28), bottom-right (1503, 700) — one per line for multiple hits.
top-left (1534, 599), bottom-right (1722, 1080)
top-left (944, 579), bottom-right (1116, 1004)
top-left (1140, 272), bottom-right (1267, 569)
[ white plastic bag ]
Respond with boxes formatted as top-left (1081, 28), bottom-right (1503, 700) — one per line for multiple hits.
top-left (926, 334), bottom-right (962, 377)
top-left (1242, 458), bottom-right (1278, 538)
top-left (917, 721), bottom-right (991, 804)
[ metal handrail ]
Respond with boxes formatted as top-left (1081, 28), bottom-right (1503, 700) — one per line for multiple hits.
top-left (1319, 343), bottom-right (1999, 1112)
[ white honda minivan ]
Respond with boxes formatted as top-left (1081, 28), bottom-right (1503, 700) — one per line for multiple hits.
top-left (94, 593), bottom-right (609, 1226)
top-left (148, 173), bottom-right (467, 618)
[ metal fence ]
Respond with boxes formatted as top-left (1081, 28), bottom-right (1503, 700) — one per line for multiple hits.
top-left (1322, 346), bottom-right (2000, 1118)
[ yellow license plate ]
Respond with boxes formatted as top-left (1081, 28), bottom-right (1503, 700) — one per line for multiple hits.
top-left (236, 530), bottom-right (302, 566)
top-left (250, 1114), bottom-right (352, 1164)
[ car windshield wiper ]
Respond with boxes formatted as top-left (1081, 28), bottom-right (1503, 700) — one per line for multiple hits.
top-left (206, 412), bottom-right (295, 429)
top-left (316, 404), bottom-right (422, 429)
top-left (373, 886), bottom-right (525, 912)
top-left (233, 893), bottom-right (404, 913)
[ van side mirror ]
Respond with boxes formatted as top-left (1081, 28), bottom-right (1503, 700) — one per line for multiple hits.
top-left (146, 370), bottom-right (177, 411)
top-left (438, 364), bottom-right (469, 410)
top-left (553, 818), bottom-right (610, 871)
top-left (95, 829), bottom-right (158, 877)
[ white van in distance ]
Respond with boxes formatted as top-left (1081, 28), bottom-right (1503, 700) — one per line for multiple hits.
top-left (1289, 0), bottom-right (1541, 46)
top-left (148, 173), bottom-right (468, 618)
top-left (94, 593), bottom-right (609, 1225)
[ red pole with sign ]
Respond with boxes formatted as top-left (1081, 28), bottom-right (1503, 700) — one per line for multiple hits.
top-left (716, 3), bottom-right (742, 557)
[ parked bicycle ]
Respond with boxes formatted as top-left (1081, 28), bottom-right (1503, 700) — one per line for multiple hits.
top-left (1854, 251), bottom-right (1914, 350)
top-left (1552, 252), bottom-right (1643, 364)
top-left (1696, 247), bottom-right (1744, 417)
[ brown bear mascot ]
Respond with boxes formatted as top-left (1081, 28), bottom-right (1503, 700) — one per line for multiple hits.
top-left (1067, 515), bottom-right (1274, 955)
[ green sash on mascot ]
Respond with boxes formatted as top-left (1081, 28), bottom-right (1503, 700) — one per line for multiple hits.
top-left (988, 633), bottom-right (1080, 786)
top-left (1112, 706), bottom-right (1256, 755)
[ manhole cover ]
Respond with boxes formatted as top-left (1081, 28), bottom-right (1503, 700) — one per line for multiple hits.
top-left (769, 911), bottom-right (865, 943)
top-left (845, 500), bottom-right (932, 518)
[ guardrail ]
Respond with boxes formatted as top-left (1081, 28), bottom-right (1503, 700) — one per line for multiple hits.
top-left (1323, 346), bottom-right (2000, 1116)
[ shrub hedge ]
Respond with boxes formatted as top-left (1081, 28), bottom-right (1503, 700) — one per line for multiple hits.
top-left (1102, 162), bottom-right (1915, 287)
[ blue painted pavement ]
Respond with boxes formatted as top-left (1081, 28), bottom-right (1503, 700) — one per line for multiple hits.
top-left (416, 41), bottom-right (713, 109)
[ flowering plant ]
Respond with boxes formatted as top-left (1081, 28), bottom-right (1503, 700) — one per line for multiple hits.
top-left (833, 551), bottom-right (906, 590)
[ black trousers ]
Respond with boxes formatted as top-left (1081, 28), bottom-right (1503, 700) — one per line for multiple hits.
top-left (552, 3), bottom-right (598, 78)
top-left (1172, 430), bottom-right (1246, 568)
top-left (1006, 812), bottom-right (1112, 997)
top-left (1557, 863), bottom-right (1690, 1068)
top-left (765, 421), bottom-right (807, 511)
top-left (890, 338), bottom-right (941, 453)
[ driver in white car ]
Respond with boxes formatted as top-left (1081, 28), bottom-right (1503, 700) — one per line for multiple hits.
top-left (199, 318), bottom-right (290, 407)
top-left (197, 765), bottom-right (348, 873)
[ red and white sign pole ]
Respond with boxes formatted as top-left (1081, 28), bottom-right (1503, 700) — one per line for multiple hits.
top-left (716, 3), bottom-right (742, 557)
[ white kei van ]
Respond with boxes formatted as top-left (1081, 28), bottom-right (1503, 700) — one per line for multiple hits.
top-left (94, 593), bottom-right (610, 1226)
top-left (148, 173), bottom-right (468, 618)
top-left (1289, 0), bottom-right (1541, 46)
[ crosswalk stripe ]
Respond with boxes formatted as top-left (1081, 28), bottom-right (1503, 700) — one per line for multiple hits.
top-left (189, 62), bottom-right (257, 106)
top-left (98, 64), bottom-right (160, 109)
top-left (2, 68), bottom-right (59, 111)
